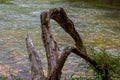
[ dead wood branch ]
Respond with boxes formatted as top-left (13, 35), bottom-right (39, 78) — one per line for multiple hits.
top-left (41, 11), bottom-right (59, 76)
top-left (26, 34), bottom-right (45, 80)
top-left (50, 8), bottom-right (86, 53)
top-left (26, 8), bottom-right (106, 80)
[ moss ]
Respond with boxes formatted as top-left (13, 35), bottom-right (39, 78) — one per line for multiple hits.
top-left (0, 0), bottom-right (13, 4)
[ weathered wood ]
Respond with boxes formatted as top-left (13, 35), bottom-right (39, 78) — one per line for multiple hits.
top-left (40, 11), bottom-right (59, 76)
top-left (48, 46), bottom-right (76, 80)
top-left (39, 8), bottom-right (102, 80)
top-left (26, 8), bottom-right (108, 80)
top-left (26, 34), bottom-right (45, 80)
top-left (50, 8), bottom-right (87, 54)
top-left (49, 7), bottom-right (104, 74)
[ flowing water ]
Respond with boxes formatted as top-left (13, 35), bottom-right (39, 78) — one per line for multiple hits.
top-left (0, 0), bottom-right (120, 79)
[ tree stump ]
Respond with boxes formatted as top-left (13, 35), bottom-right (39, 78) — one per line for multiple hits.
top-left (26, 8), bottom-right (107, 80)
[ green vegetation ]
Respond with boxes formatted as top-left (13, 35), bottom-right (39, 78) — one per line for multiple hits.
top-left (90, 49), bottom-right (120, 79)
top-left (0, 76), bottom-right (7, 80)
top-left (63, 0), bottom-right (120, 9)
top-left (0, 74), bottom-right (23, 80)
top-left (70, 49), bottom-right (120, 80)
top-left (71, 77), bottom-right (94, 80)
top-left (0, 0), bottom-right (13, 4)
top-left (1, 49), bottom-right (119, 80)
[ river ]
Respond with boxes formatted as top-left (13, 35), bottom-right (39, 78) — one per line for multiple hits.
top-left (0, 0), bottom-right (120, 79)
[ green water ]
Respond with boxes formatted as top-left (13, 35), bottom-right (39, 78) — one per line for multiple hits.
top-left (0, 0), bottom-right (120, 79)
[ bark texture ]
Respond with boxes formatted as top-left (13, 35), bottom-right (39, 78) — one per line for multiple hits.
top-left (50, 8), bottom-right (86, 53)
top-left (26, 8), bottom-right (107, 80)
top-left (26, 34), bottom-right (45, 80)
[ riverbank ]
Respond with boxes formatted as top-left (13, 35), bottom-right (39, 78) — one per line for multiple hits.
top-left (63, 0), bottom-right (120, 9)
top-left (0, 0), bottom-right (120, 80)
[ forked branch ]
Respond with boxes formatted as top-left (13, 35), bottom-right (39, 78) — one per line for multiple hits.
top-left (26, 8), bottom-right (105, 80)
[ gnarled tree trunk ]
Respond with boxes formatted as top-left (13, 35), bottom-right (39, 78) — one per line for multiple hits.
top-left (26, 8), bottom-right (108, 80)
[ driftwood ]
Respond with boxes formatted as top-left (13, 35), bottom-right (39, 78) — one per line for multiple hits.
top-left (26, 8), bottom-right (107, 80)
top-left (26, 34), bottom-right (45, 80)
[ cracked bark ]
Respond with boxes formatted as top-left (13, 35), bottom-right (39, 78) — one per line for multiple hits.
top-left (26, 8), bottom-right (106, 80)
top-left (26, 34), bottom-right (45, 80)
